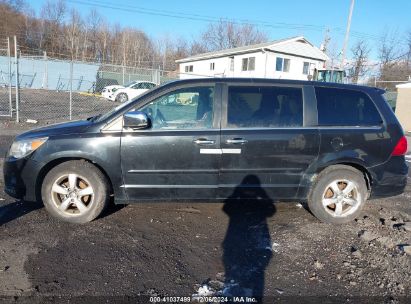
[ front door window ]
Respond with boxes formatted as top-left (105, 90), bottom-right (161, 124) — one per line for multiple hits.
top-left (138, 86), bottom-right (214, 130)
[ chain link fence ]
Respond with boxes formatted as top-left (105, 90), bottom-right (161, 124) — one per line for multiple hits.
top-left (374, 80), bottom-right (410, 111)
top-left (0, 38), bottom-right (13, 118)
top-left (0, 37), bottom-right (181, 124)
top-left (2, 37), bottom-right (410, 124)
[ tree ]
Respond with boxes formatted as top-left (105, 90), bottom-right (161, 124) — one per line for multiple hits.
top-left (86, 9), bottom-right (102, 60)
top-left (40, 0), bottom-right (66, 54)
top-left (199, 20), bottom-right (267, 52)
top-left (0, 0), bottom-right (26, 12)
top-left (406, 30), bottom-right (411, 68)
top-left (65, 8), bottom-right (83, 60)
top-left (97, 20), bottom-right (111, 63)
top-left (378, 30), bottom-right (400, 66)
top-left (376, 30), bottom-right (410, 89)
top-left (350, 40), bottom-right (370, 83)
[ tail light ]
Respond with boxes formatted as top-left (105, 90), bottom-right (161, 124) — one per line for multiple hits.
top-left (391, 136), bottom-right (408, 156)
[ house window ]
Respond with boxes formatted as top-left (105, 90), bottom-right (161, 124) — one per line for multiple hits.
top-left (210, 62), bottom-right (215, 71)
top-left (276, 57), bottom-right (290, 72)
top-left (303, 62), bottom-right (310, 75)
top-left (185, 65), bottom-right (193, 73)
top-left (241, 57), bottom-right (255, 71)
top-left (230, 57), bottom-right (234, 71)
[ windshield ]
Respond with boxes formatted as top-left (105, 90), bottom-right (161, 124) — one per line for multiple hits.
top-left (123, 81), bottom-right (137, 87)
top-left (94, 83), bottom-right (161, 122)
top-left (316, 70), bottom-right (344, 83)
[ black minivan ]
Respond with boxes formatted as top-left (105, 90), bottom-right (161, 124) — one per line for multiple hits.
top-left (3, 78), bottom-right (408, 224)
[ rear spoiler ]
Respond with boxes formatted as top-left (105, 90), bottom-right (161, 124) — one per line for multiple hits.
top-left (375, 87), bottom-right (386, 94)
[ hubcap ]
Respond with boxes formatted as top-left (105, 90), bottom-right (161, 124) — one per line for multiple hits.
top-left (322, 179), bottom-right (361, 217)
top-left (120, 94), bottom-right (127, 102)
top-left (50, 174), bottom-right (94, 216)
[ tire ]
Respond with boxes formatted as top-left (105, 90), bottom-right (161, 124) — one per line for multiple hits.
top-left (308, 165), bottom-right (368, 224)
top-left (41, 160), bottom-right (109, 224)
top-left (115, 93), bottom-right (128, 103)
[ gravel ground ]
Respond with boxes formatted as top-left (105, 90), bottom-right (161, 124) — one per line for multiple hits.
top-left (0, 123), bottom-right (410, 303)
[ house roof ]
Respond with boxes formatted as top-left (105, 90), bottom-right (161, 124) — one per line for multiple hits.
top-left (396, 82), bottom-right (411, 89)
top-left (176, 36), bottom-right (329, 63)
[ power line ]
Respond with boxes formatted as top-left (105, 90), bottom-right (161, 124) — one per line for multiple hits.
top-left (66, 0), bottom-right (381, 41)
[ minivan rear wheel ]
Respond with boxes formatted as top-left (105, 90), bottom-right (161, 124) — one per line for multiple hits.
top-left (308, 165), bottom-right (367, 224)
top-left (41, 160), bottom-right (109, 223)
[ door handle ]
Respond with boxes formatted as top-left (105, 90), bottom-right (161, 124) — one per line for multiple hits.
top-left (193, 138), bottom-right (215, 145)
top-left (226, 138), bottom-right (248, 145)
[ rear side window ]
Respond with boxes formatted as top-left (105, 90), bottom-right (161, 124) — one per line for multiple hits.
top-left (227, 86), bottom-right (303, 128)
top-left (315, 87), bottom-right (382, 126)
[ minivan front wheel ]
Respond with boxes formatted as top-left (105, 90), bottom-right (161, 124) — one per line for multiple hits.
top-left (41, 160), bottom-right (109, 223)
top-left (308, 165), bottom-right (367, 224)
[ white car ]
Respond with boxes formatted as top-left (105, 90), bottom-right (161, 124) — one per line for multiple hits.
top-left (101, 83), bottom-right (130, 100)
top-left (102, 81), bottom-right (157, 102)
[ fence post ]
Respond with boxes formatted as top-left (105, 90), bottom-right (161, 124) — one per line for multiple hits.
top-left (14, 36), bottom-right (19, 122)
top-left (43, 51), bottom-right (48, 89)
top-left (154, 68), bottom-right (161, 85)
top-left (7, 37), bottom-right (12, 117)
top-left (69, 60), bottom-right (73, 120)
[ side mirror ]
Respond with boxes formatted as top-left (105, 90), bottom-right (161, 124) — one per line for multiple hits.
top-left (123, 111), bottom-right (150, 129)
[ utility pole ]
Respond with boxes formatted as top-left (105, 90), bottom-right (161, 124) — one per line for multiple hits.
top-left (340, 0), bottom-right (355, 69)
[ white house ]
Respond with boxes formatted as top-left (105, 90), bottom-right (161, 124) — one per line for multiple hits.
top-left (395, 82), bottom-right (411, 132)
top-left (176, 36), bottom-right (329, 80)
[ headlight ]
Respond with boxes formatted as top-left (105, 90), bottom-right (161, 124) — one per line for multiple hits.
top-left (9, 137), bottom-right (48, 159)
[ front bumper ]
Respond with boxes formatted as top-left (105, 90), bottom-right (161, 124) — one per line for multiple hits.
top-left (102, 91), bottom-right (116, 101)
top-left (3, 156), bottom-right (41, 202)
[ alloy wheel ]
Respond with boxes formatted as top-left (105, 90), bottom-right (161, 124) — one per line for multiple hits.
top-left (50, 173), bottom-right (94, 216)
top-left (321, 179), bottom-right (361, 217)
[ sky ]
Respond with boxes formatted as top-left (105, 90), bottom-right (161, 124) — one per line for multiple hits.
top-left (28, 0), bottom-right (411, 60)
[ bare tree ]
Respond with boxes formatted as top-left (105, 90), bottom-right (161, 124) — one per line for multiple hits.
top-left (86, 8), bottom-right (102, 60)
top-left (325, 39), bottom-right (341, 69)
top-left (97, 20), bottom-right (111, 63)
top-left (190, 40), bottom-right (208, 56)
top-left (65, 8), bottom-right (82, 60)
top-left (40, 0), bottom-right (66, 54)
top-left (406, 30), bottom-right (411, 68)
top-left (1, 0), bottom-right (26, 12)
top-left (378, 30), bottom-right (402, 67)
top-left (376, 30), bottom-right (410, 88)
top-left (200, 20), bottom-right (267, 52)
top-left (350, 40), bottom-right (370, 83)
top-left (155, 35), bottom-right (190, 70)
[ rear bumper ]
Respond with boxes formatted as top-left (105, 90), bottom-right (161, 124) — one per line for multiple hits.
top-left (369, 156), bottom-right (408, 199)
